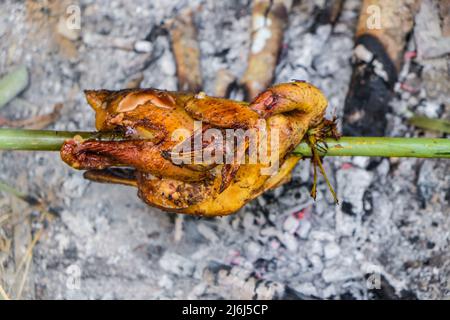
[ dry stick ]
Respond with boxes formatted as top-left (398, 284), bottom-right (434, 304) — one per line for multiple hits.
top-left (12, 214), bottom-right (47, 278)
top-left (0, 214), bottom-right (10, 227)
top-left (0, 103), bottom-right (62, 130)
top-left (0, 129), bottom-right (448, 158)
top-left (241, 0), bottom-right (291, 100)
top-left (0, 284), bottom-right (10, 300)
top-left (0, 178), bottom-right (51, 299)
top-left (10, 217), bottom-right (47, 300)
top-left (168, 8), bottom-right (203, 92)
top-left (214, 69), bottom-right (236, 98)
top-left (15, 247), bottom-right (33, 300)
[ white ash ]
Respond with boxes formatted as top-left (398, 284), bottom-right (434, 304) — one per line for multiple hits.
top-left (283, 214), bottom-right (300, 234)
top-left (196, 222), bottom-right (219, 243)
top-left (337, 167), bottom-right (373, 214)
top-left (293, 282), bottom-right (318, 296)
top-left (322, 264), bottom-right (361, 284)
top-left (297, 219), bottom-right (312, 239)
top-left (134, 40), bottom-right (153, 53)
top-left (415, 101), bottom-right (443, 119)
top-left (159, 252), bottom-right (195, 277)
top-left (324, 242), bottom-right (341, 260)
top-left (0, 0), bottom-right (449, 300)
top-left (414, 0), bottom-right (450, 59)
top-left (352, 156), bottom-right (371, 169)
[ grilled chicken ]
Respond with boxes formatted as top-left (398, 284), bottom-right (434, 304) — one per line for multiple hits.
top-left (61, 81), bottom-right (329, 216)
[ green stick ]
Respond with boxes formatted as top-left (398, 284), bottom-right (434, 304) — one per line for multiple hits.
top-left (0, 129), bottom-right (93, 151)
top-left (0, 129), bottom-right (449, 158)
top-left (0, 65), bottom-right (29, 109)
top-left (0, 129), bottom-right (117, 151)
top-left (408, 115), bottom-right (450, 134)
top-left (293, 136), bottom-right (450, 158)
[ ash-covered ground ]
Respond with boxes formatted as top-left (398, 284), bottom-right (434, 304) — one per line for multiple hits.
top-left (0, 0), bottom-right (449, 299)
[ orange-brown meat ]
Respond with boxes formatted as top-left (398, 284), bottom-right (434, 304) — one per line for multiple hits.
top-left (60, 81), bottom-right (328, 216)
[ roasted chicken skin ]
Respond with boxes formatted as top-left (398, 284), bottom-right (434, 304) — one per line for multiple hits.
top-left (60, 81), bottom-right (328, 216)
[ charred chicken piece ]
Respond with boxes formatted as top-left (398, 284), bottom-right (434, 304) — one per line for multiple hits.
top-left (61, 81), bottom-right (329, 216)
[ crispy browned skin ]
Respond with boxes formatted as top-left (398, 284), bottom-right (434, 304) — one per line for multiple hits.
top-left (61, 81), bottom-right (328, 216)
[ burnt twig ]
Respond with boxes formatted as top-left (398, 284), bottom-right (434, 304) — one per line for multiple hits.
top-left (343, 0), bottom-right (421, 136)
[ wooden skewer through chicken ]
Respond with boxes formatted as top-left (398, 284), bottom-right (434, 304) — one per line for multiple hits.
top-left (60, 81), bottom-right (333, 216)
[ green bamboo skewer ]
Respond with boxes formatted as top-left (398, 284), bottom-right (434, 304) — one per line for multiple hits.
top-left (0, 128), bottom-right (449, 158)
top-left (293, 136), bottom-right (450, 158)
top-left (0, 129), bottom-right (91, 151)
